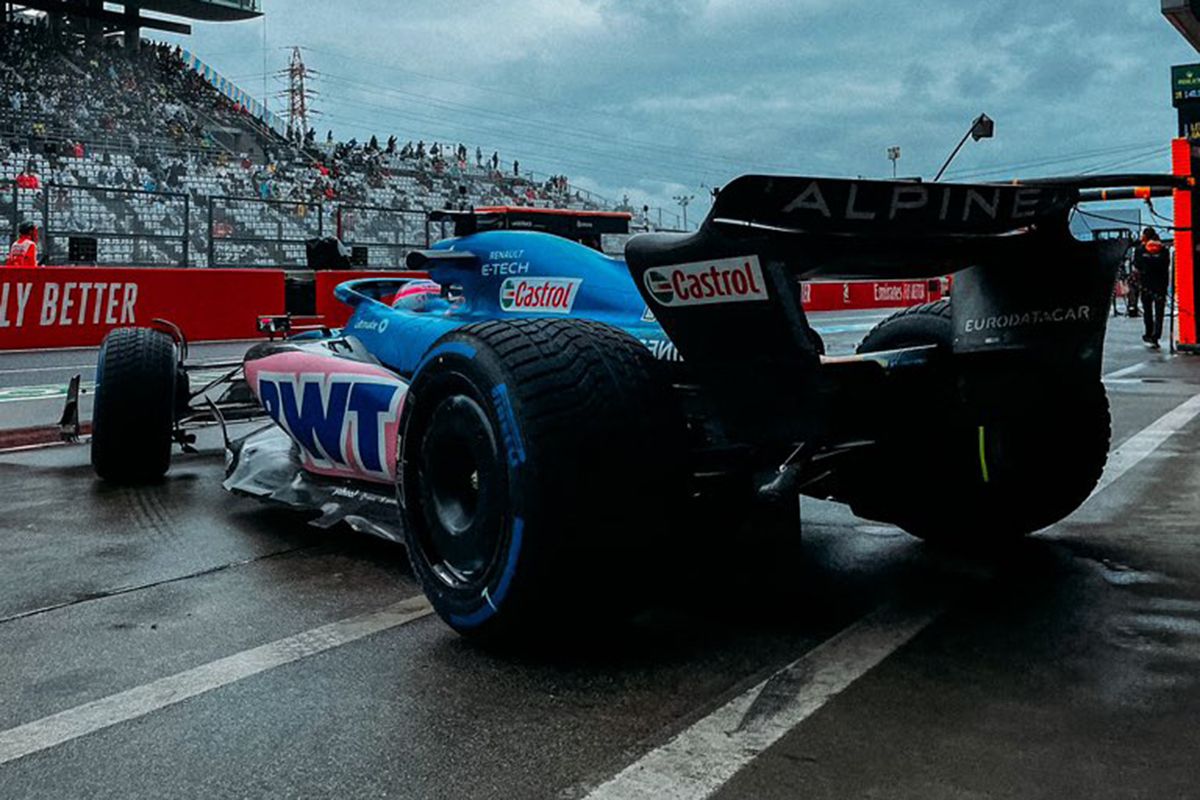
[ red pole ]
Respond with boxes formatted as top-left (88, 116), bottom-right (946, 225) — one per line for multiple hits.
top-left (1172, 138), bottom-right (1197, 349)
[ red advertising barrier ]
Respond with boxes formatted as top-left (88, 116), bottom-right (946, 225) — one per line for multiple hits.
top-left (0, 267), bottom-right (285, 350)
top-left (313, 270), bottom-right (426, 328)
top-left (801, 278), bottom-right (942, 311)
top-left (1173, 137), bottom-right (1197, 349)
top-left (0, 267), bottom-right (942, 351)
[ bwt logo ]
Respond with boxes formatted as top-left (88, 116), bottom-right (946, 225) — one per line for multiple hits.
top-left (256, 372), bottom-right (405, 479)
top-left (645, 255), bottom-right (769, 307)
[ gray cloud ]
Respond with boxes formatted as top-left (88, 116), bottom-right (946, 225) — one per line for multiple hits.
top-left (164, 0), bottom-right (1200, 218)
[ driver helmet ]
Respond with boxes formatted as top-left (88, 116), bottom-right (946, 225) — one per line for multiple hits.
top-left (390, 279), bottom-right (444, 312)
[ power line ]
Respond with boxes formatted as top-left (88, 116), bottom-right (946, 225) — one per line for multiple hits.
top-left (316, 71), bottom-right (798, 175)
top-left (315, 105), bottom-right (697, 191)
top-left (303, 45), bottom-right (711, 143)
top-left (293, 96), bottom-right (696, 217)
top-left (311, 86), bottom-right (719, 188)
top-left (1075, 146), bottom-right (1170, 176)
top-left (305, 56), bottom-right (806, 172)
top-left (944, 140), bottom-right (1166, 180)
top-left (1075, 208), bottom-right (1183, 231)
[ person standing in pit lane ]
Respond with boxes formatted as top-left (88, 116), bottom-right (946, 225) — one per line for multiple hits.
top-left (1132, 227), bottom-right (1171, 349)
top-left (1118, 243), bottom-right (1140, 317)
top-left (4, 220), bottom-right (40, 267)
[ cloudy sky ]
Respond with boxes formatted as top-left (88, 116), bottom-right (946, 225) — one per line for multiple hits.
top-left (160, 0), bottom-right (1198, 225)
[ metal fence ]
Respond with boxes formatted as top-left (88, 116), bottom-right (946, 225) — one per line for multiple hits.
top-left (0, 181), bottom-right (15, 243)
top-left (333, 204), bottom-right (430, 268)
top-left (207, 195), bottom-right (324, 269)
top-left (3, 186), bottom-right (648, 268)
top-left (42, 183), bottom-right (190, 267)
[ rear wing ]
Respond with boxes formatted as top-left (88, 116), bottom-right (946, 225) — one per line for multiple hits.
top-left (429, 207), bottom-right (631, 239)
top-left (624, 173), bottom-right (1185, 446)
top-left (658, 173), bottom-right (1184, 279)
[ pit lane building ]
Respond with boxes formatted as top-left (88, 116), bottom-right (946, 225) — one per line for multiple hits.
top-left (3, 1), bottom-right (260, 46)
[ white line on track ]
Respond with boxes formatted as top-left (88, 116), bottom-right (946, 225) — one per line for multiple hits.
top-left (582, 389), bottom-right (1200, 800)
top-left (0, 370), bottom-right (230, 404)
top-left (0, 595), bottom-right (433, 767)
top-left (1089, 392), bottom-right (1200, 499)
top-left (0, 358), bottom-right (239, 377)
top-left (0, 339), bottom-right (261, 356)
top-left (583, 603), bottom-right (940, 800)
top-left (1104, 362), bottom-right (1147, 381)
top-left (0, 364), bottom-right (93, 375)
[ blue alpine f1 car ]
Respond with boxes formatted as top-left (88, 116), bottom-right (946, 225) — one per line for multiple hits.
top-left (89, 174), bottom-right (1182, 641)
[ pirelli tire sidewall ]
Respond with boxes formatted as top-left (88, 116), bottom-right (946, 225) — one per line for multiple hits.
top-left (399, 342), bottom-right (524, 637)
top-left (398, 319), bottom-right (688, 641)
top-left (91, 327), bottom-right (178, 483)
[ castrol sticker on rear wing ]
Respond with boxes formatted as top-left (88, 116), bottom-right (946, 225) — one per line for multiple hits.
top-left (644, 255), bottom-right (768, 307)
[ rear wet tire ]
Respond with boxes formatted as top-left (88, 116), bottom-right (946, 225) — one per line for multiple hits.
top-left (853, 302), bottom-right (1110, 544)
top-left (399, 318), bottom-right (688, 642)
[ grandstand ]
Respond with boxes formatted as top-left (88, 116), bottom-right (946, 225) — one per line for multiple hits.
top-left (0, 11), bottom-right (667, 268)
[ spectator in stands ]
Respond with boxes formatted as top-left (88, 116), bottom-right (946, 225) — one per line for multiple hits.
top-left (513, 159), bottom-right (519, 176)
top-left (166, 159), bottom-right (186, 188)
top-left (0, 20), bottom-right (618, 266)
top-left (5, 220), bottom-right (39, 267)
top-left (16, 163), bottom-right (39, 189)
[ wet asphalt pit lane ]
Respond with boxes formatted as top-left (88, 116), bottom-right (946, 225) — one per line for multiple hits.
top-left (853, 524), bottom-right (906, 538)
top-left (1037, 548), bottom-right (1200, 711)
top-left (1091, 557), bottom-right (1172, 587)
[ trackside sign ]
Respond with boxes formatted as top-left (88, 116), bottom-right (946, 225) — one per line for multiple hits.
top-left (0, 280), bottom-right (138, 329)
top-left (644, 255), bottom-right (768, 307)
top-left (0, 267), bottom-right (284, 350)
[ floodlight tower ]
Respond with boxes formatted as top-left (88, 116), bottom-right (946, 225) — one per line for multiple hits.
top-left (673, 194), bottom-right (694, 230)
top-left (887, 146), bottom-right (901, 178)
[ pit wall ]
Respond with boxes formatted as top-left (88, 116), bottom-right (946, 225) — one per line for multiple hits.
top-left (0, 268), bottom-right (940, 351)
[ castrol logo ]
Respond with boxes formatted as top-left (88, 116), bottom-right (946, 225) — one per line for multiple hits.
top-left (499, 277), bottom-right (582, 314)
top-left (644, 255), bottom-right (768, 307)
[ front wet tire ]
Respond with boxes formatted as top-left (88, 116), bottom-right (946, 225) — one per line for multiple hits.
top-left (91, 327), bottom-right (178, 484)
